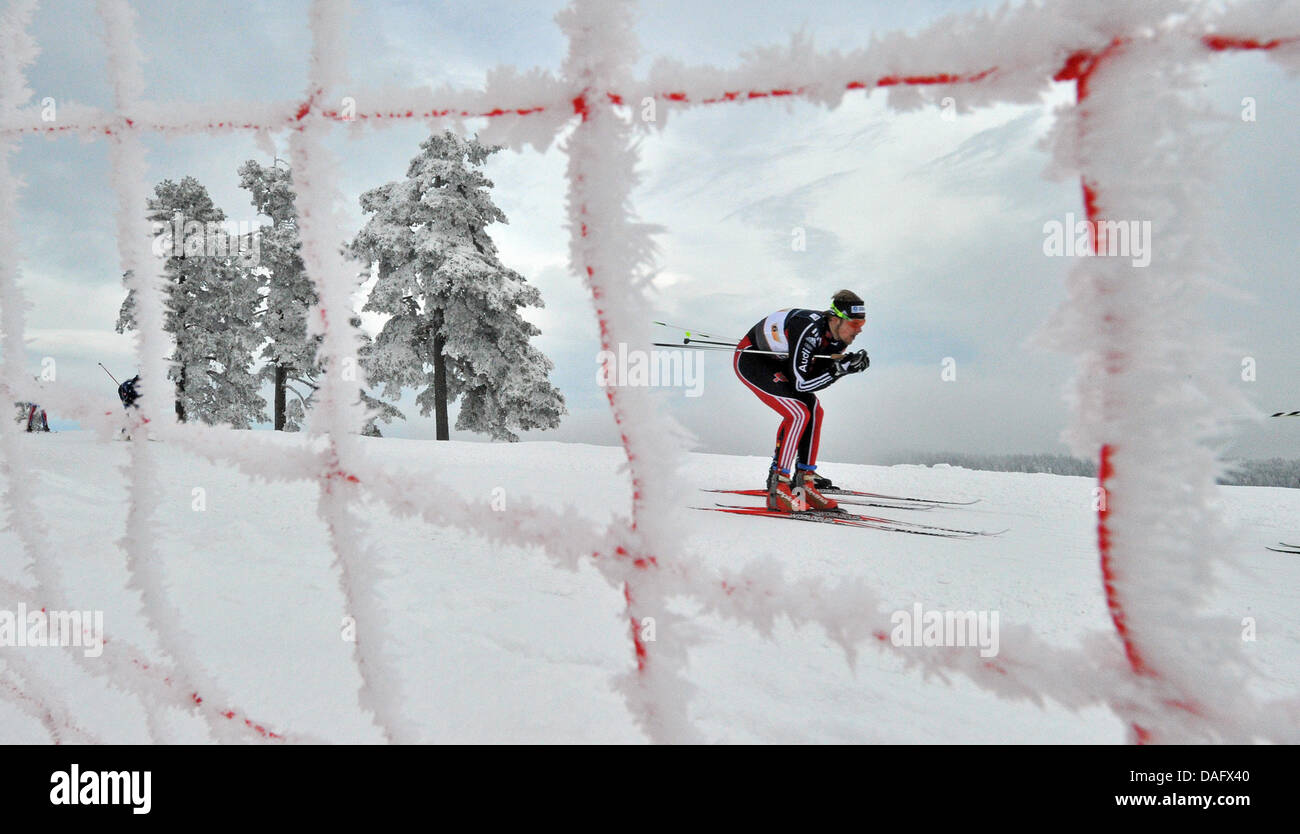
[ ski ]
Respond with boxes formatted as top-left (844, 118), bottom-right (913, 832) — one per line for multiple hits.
top-left (709, 503), bottom-right (1004, 537)
top-left (694, 505), bottom-right (976, 538)
top-left (1266, 545), bottom-right (1300, 555)
top-left (710, 486), bottom-right (979, 506)
top-left (823, 487), bottom-right (979, 505)
top-left (702, 489), bottom-right (938, 511)
top-left (1278, 542), bottom-right (1300, 549)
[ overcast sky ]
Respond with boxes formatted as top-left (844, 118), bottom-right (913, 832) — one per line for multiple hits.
top-left (7, 0), bottom-right (1298, 464)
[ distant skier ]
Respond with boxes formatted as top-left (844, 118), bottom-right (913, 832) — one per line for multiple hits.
top-left (118, 374), bottom-right (141, 410)
top-left (733, 289), bottom-right (870, 512)
top-left (15, 401), bottom-right (49, 432)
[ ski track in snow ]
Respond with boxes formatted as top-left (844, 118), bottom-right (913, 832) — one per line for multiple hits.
top-left (0, 432), bottom-right (1296, 743)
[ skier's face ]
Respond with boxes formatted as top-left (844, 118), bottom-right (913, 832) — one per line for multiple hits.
top-left (831, 316), bottom-right (864, 344)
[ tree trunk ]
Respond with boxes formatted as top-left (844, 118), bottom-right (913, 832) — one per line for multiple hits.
top-left (174, 268), bottom-right (186, 423)
top-left (274, 364), bottom-right (287, 430)
top-left (175, 365), bottom-right (186, 423)
top-left (432, 307), bottom-right (449, 441)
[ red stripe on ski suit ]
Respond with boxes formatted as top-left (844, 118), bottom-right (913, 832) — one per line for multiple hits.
top-left (734, 336), bottom-right (823, 472)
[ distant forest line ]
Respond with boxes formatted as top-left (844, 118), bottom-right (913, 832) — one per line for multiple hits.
top-left (882, 453), bottom-right (1300, 489)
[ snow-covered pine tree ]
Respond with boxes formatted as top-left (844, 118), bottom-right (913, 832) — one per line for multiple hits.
top-left (116, 177), bottom-right (266, 427)
top-left (238, 159), bottom-right (320, 431)
top-left (349, 131), bottom-right (565, 441)
top-left (239, 159), bottom-right (403, 435)
top-left (359, 379), bottom-right (403, 437)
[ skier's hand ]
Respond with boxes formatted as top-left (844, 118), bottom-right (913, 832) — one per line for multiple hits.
top-left (833, 349), bottom-right (869, 376)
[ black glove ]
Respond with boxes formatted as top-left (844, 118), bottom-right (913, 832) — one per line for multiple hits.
top-left (833, 350), bottom-right (869, 376)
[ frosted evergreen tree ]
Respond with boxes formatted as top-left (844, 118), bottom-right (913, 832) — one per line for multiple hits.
top-left (350, 131), bottom-right (565, 441)
top-left (359, 383), bottom-right (403, 437)
top-left (116, 177), bottom-right (266, 427)
top-left (238, 159), bottom-right (320, 431)
top-left (239, 159), bottom-right (403, 435)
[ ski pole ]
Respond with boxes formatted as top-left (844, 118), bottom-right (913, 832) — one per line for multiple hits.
top-left (654, 342), bottom-right (742, 351)
top-left (98, 363), bottom-right (121, 386)
top-left (655, 322), bottom-right (846, 357)
top-left (652, 342), bottom-right (846, 360)
top-left (652, 320), bottom-right (731, 341)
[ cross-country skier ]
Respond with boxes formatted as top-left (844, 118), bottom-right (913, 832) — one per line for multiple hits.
top-left (15, 401), bottom-right (49, 432)
top-left (733, 289), bottom-right (869, 512)
top-left (27, 403), bottom-right (48, 432)
top-left (118, 374), bottom-right (141, 410)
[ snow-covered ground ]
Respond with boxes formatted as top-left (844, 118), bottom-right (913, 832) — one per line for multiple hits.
top-left (1, 431), bottom-right (1297, 743)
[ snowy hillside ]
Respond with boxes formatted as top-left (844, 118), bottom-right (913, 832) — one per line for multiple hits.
top-left (2, 431), bottom-right (1297, 743)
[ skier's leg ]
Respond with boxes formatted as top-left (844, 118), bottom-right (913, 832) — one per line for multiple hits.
top-left (743, 384), bottom-right (806, 510)
top-left (807, 400), bottom-right (834, 488)
top-left (780, 394), bottom-right (832, 509)
top-left (795, 399), bottom-right (835, 489)
top-left (784, 392), bottom-right (818, 473)
top-left (735, 356), bottom-right (806, 470)
top-left (745, 380), bottom-right (809, 496)
top-left (791, 396), bottom-right (836, 510)
top-left (802, 397), bottom-right (823, 468)
top-left (766, 425), bottom-right (783, 496)
top-left (735, 341), bottom-right (810, 510)
top-left (744, 388), bottom-right (803, 473)
top-left (772, 423), bottom-right (786, 473)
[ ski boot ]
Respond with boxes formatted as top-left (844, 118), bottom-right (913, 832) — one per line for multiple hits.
top-left (796, 467), bottom-right (838, 511)
top-left (791, 455), bottom-right (834, 491)
top-left (767, 469), bottom-right (804, 513)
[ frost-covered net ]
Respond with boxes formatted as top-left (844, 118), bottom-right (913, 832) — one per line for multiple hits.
top-left (1, 0), bottom-right (1298, 743)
